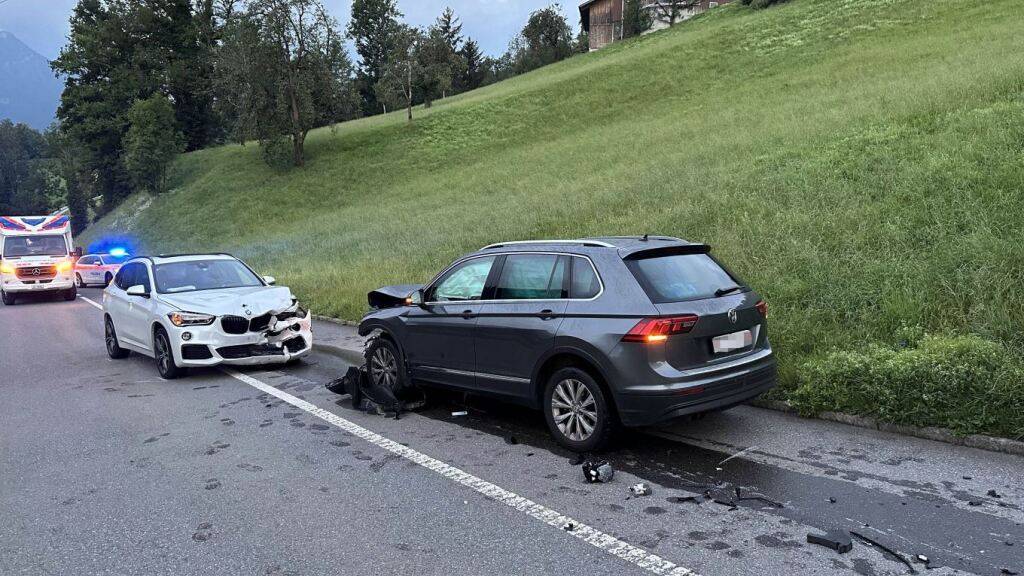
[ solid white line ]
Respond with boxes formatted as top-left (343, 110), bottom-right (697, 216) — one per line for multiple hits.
top-left (79, 295), bottom-right (103, 311)
top-left (222, 368), bottom-right (699, 576)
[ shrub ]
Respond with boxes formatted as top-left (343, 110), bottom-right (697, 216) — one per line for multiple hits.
top-left (741, 0), bottom-right (787, 8)
top-left (790, 334), bottom-right (1024, 439)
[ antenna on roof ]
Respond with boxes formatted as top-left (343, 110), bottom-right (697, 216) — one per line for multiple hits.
top-left (641, 234), bottom-right (649, 242)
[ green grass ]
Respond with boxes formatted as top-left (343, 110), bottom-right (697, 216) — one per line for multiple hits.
top-left (83, 0), bottom-right (1024, 434)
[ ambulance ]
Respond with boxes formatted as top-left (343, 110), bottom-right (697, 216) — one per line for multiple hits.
top-left (0, 213), bottom-right (82, 305)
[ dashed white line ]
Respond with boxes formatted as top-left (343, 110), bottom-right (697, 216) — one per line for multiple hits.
top-left (222, 368), bottom-right (699, 576)
top-left (79, 295), bottom-right (103, 310)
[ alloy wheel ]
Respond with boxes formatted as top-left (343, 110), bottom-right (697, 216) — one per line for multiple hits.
top-left (105, 320), bottom-right (117, 355)
top-left (156, 334), bottom-right (171, 374)
top-left (370, 346), bottom-right (398, 389)
top-left (551, 378), bottom-right (598, 442)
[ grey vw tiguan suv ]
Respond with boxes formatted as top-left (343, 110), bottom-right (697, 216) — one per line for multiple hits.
top-left (359, 236), bottom-right (776, 451)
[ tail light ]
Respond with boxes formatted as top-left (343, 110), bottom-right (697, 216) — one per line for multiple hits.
top-left (755, 300), bottom-right (767, 318)
top-left (623, 315), bottom-right (699, 343)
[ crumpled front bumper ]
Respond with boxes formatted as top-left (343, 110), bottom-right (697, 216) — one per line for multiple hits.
top-left (167, 309), bottom-right (313, 367)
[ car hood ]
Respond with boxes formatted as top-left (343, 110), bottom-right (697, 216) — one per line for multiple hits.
top-left (158, 286), bottom-right (295, 316)
top-left (368, 284), bottom-right (422, 310)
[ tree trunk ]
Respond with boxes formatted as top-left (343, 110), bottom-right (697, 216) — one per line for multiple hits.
top-left (293, 131), bottom-right (305, 167)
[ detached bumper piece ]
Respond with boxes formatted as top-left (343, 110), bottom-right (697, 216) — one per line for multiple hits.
top-left (218, 336), bottom-right (306, 360)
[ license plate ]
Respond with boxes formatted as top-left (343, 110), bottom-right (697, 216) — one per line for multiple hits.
top-left (713, 330), bottom-right (752, 354)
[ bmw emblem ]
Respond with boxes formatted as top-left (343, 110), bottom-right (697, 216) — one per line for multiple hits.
top-left (728, 309), bottom-right (738, 324)
top-left (243, 306), bottom-right (252, 316)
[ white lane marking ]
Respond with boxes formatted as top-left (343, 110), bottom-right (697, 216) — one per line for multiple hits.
top-left (222, 368), bottom-right (698, 576)
top-left (79, 295), bottom-right (103, 311)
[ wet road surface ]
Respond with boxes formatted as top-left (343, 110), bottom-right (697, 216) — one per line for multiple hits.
top-left (1, 288), bottom-right (1021, 576)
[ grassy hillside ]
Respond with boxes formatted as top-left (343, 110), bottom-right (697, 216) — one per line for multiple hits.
top-left (84, 0), bottom-right (1024, 432)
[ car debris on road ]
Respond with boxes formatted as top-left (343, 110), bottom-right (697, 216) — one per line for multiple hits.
top-left (629, 483), bottom-right (652, 497)
top-left (806, 531), bottom-right (853, 554)
top-left (582, 461), bottom-right (614, 484)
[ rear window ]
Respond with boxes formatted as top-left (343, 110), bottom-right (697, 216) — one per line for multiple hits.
top-left (626, 253), bottom-right (740, 303)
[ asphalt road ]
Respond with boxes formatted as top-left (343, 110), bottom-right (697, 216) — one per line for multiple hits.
top-left (1, 288), bottom-right (1021, 576)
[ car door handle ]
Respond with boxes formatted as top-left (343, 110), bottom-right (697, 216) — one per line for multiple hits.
top-left (461, 310), bottom-right (476, 319)
top-left (539, 309), bottom-right (556, 320)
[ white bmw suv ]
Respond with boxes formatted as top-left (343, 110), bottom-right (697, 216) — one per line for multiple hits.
top-left (102, 253), bottom-right (312, 379)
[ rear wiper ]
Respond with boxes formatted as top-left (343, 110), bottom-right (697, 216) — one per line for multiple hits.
top-left (714, 285), bottom-right (743, 297)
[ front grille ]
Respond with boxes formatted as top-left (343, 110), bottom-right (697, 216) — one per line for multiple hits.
top-left (221, 315), bottom-right (249, 335)
top-left (15, 265), bottom-right (56, 279)
top-left (181, 344), bottom-right (213, 360)
top-left (249, 313), bottom-right (273, 332)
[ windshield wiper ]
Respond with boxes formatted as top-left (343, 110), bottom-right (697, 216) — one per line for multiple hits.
top-left (715, 285), bottom-right (743, 297)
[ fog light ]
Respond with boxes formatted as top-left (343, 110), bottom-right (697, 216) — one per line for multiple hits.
top-left (181, 332), bottom-right (193, 341)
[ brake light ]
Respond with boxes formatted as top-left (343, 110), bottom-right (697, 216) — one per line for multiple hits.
top-left (0, 262), bottom-right (13, 274)
top-left (755, 300), bottom-right (767, 318)
top-left (623, 315), bottom-right (699, 343)
top-left (56, 261), bottom-right (73, 273)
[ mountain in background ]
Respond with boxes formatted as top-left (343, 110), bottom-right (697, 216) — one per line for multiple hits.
top-left (0, 31), bottom-right (62, 131)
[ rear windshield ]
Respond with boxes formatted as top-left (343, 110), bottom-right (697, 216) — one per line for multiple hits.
top-left (626, 253), bottom-right (741, 303)
top-left (153, 259), bottom-right (263, 294)
top-left (2, 235), bottom-right (68, 257)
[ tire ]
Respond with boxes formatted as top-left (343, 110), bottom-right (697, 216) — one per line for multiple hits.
top-left (154, 328), bottom-right (183, 379)
top-left (365, 337), bottom-right (407, 394)
top-left (543, 367), bottom-right (617, 452)
top-left (1, 290), bottom-right (15, 306)
top-left (76, 273), bottom-right (85, 288)
top-left (104, 272), bottom-right (112, 287)
top-left (63, 285), bottom-right (77, 301)
top-left (105, 316), bottom-right (130, 359)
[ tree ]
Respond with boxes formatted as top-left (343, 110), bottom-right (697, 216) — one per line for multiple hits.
top-left (348, 0), bottom-right (402, 115)
top-left (456, 38), bottom-right (486, 92)
top-left (623, 0), bottom-right (653, 37)
top-left (418, 25), bottom-right (462, 104)
top-left (435, 7), bottom-right (463, 54)
top-left (123, 95), bottom-right (186, 193)
top-left (0, 120), bottom-right (49, 214)
top-left (648, 0), bottom-right (700, 28)
top-left (508, 4), bottom-right (574, 75)
top-left (48, 127), bottom-right (91, 234)
top-left (375, 25), bottom-right (420, 122)
top-left (218, 0), bottom-right (357, 167)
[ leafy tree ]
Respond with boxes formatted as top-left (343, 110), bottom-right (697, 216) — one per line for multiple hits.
top-left (573, 29), bottom-right (589, 53)
top-left (623, 0), bottom-right (653, 37)
top-left (123, 95), bottom-right (186, 193)
top-left (375, 25), bottom-right (421, 122)
top-left (218, 0), bottom-right (357, 167)
top-left (508, 4), bottom-right (574, 75)
top-left (648, 0), bottom-right (700, 28)
top-left (456, 38), bottom-right (486, 92)
top-left (740, 0), bottom-right (787, 8)
top-left (0, 120), bottom-right (49, 214)
top-left (435, 7), bottom-right (463, 54)
top-left (348, 0), bottom-right (402, 115)
top-left (418, 25), bottom-right (462, 104)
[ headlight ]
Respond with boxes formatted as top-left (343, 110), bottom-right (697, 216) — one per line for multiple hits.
top-left (56, 261), bottom-right (73, 273)
top-left (291, 298), bottom-right (309, 318)
top-left (168, 311), bottom-right (216, 327)
top-left (0, 262), bottom-right (13, 274)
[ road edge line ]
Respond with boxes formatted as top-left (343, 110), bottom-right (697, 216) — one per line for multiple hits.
top-left (221, 367), bottom-right (698, 576)
top-left (79, 295), bottom-right (103, 311)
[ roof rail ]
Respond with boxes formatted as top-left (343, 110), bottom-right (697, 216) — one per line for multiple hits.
top-left (481, 239), bottom-right (615, 250)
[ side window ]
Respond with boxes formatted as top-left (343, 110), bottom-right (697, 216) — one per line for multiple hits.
top-left (96, 256), bottom-right (105, 266)
top-left (494, 254), bottom-right (567, 300)
top-left (114, 264), bottom-right (134, 290)
top-left (136, 264), bottom-right (152, 292)
top-left (570, 257), bottom-right (601, 299)
top-left (79, 256), bottom-right (95, 265)
top-left (430, 256), bottom-right (496, 302)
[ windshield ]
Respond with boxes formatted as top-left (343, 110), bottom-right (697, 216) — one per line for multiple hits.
top-left (153, 259), bottom-right (263, 294)
top-left (626, 253), bottom-right (741, 303)
top-left (2, 235), bottom-right (68, 257)
top-left (103, 254), bottom-right (131, 264)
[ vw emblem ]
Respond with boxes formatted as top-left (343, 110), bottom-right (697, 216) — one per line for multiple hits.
top-left (728, 309), bottom-right (738, 324)
top-left (32, 268), bottom-right (41, 276)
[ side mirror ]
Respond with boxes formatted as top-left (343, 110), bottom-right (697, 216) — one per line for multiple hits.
top-left (408, 289), bottom-right (425, 307)
top-left (263, 275), bottom-right (276, 286)
top-left (126, 285), bottom-right (149, 298)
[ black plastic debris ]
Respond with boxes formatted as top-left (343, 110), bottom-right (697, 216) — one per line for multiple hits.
top-left (962, 475), bottom-right (973, 480)
top-left (828, 497), bottom-right (837, 504)
top-left (582, 461), bottom-right (615, 483)
top-left (807, 531), bottom-right (853, 554)
top-left (629, 483), bottom-right (652, 496)
top-left (987, 489), bottom-right (1003, 499)
top-left (1001, 569), bottom-right (1019, 576)
top-left (563, 522), bottom-right (576, 532)
top-left (713, 498), bottom-right (738, 510)
top-left (968, 500), bottom-right (983, 506)
top-left (326, 365), bottom-right (425, 417)
top-left (667, 496), bottom-right (698, 504)
top-left (505, 435), bottom-right (519, 445)
top-left (850, 531), bottom-right (916, 574)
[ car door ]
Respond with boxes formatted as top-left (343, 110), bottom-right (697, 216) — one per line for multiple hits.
top-left (474, 253), bottom-right (570, 399)
top-left (121, 263), bottom-right (156, 347)
top-left (404, 255), bottom-right (497, 389)
top-left (93, 256), bottom-right (108, 283)
top-left (77, 256), bottom-right (95, 283)
top-left (105, 263), bottom-right (136, 345)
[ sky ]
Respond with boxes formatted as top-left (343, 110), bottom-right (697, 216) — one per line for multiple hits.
top-left (0, 0), bottom-right (579, 60)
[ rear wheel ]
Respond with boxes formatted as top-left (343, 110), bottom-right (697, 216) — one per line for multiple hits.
top-left (543, 367), bottom-right (616, 452)
top-left (63, 285), bottom-right (77, 301)
top-left (1, 290), bottom-right (15, 306)
top-left (105, 316), bottom-right (130, 359)
top-left (154, 328), bottom-right (183, 379)
top-left (75, 273), bottom-right (85, 288)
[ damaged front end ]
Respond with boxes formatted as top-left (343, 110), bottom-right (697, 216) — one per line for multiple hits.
top-left (367, 284), bottom-right (422, 310)
top-left (176, 301), bottom-right (314, 366)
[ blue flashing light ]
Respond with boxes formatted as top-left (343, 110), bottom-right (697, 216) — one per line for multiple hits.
top-left (108, 247), bottom-right (129, 258)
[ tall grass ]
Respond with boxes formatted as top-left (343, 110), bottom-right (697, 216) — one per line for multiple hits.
top-left (84, 0), bottom-right (1024, 408)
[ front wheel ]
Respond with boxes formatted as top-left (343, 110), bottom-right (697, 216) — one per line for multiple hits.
top-left (76, 273), bottom-right (85, 288)
top-left (154, 328), bottom-right (183, 379)
top-left (1, 290), bottom-right (15, 306)
top-left (543, 367), bottom-right (617, 452)
top-left (63, 285), bottom-right (77, 301)
top-left (365, 337), bottom-right (406, 393)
